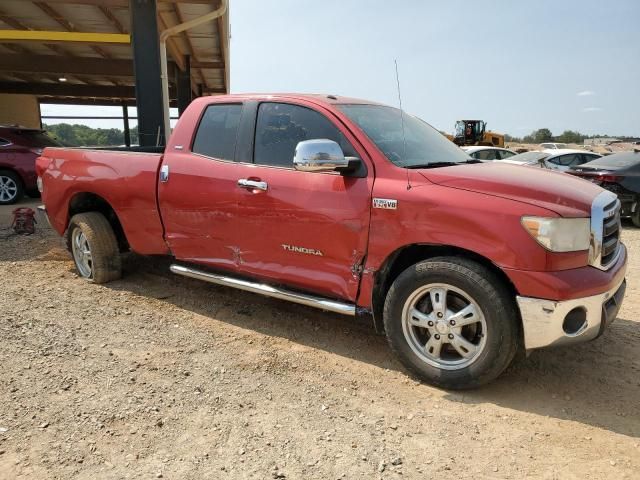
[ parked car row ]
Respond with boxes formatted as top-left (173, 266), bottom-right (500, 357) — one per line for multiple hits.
top-left (568, 151), bottom-right (640, 226)
top-left (0, 125), bottom-right (62, 205)
top-left (461, 144), bottom-right (640, 225)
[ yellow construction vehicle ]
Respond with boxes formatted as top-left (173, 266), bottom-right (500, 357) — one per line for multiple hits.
top-left (447, 120), bottom-right (505, 148)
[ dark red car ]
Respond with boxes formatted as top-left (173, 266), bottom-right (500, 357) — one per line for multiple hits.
top-left (0, 125), bottom-right (62, 204)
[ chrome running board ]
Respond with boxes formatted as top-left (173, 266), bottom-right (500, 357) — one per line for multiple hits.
top-left (170, 264), bottom-right (356, 316)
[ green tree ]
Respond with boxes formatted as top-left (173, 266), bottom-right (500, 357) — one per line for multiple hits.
top-left (533, 128), bottom-right (553, 143)
top-left (555, 130), bottom-right (584, 144)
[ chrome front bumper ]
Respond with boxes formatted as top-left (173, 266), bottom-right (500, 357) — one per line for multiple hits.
top-left (517, 274), bottom-right (627, 350)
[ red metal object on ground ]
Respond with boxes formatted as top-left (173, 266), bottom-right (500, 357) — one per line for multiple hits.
top-left (12, 207), bottom-right (36, 235)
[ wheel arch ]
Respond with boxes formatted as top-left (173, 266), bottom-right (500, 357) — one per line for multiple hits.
top-left (67, 192), bottom-right (129, 252)
top-left (371, 243), bottom-right (519, 333)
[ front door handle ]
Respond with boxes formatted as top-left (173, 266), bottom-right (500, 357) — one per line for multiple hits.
top-left (237, 179), bottom-right (268, 191)
top-left (159, 165), bottom-right (169, 183)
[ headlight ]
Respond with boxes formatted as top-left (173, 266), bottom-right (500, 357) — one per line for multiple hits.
top-left (37, 176), bottom-right (43, 193)
top-left (521, 216), bottom-right (590, 252)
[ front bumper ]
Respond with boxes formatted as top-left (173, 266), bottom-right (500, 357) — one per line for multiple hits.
top-left (517, 272), bottom-right (626, 350)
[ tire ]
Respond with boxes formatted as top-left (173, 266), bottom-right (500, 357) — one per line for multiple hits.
top-left (0, 170), bottom-right (24, 205)
top-left (66, 212), bottom-right (122, 284)
top-left (383, 256), bottom-right (519, 389)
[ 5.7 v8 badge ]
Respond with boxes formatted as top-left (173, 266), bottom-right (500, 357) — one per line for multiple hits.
top-left (373, 198), bottom-right (398, 210)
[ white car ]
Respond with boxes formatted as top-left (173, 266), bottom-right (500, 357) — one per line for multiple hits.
top-left (501, 149), bottom-right (602, 172)
top-left (461, 146), bottom-right (517, 161)
top-left (539, 142), bottom-right (568, 150)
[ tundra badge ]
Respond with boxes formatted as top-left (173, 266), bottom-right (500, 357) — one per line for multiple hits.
top-left (373, 198), bottom-right (398, 210)
top-left (282, 244), bottom-right (324, 256)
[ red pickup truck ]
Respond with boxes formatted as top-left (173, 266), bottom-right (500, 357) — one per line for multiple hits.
top-left (36, 94), bottom-right (627, 389)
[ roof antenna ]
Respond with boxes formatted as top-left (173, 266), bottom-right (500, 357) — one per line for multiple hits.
top-left (394, 59), bottom-right (411, 190)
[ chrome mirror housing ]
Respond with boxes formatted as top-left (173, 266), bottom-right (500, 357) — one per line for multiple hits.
top-left (293, 139), bottom-right (352, 173)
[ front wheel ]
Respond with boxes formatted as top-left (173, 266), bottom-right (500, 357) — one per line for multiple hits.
top-left (67, 212), bottom-right (122, 284)
top-left (383, 257), bottom-right (519, 389)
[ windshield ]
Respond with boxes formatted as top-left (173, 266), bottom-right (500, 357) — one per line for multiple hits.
top-left (14, 130), bottom-right (62, 148)
top-left (337, 104), bottom-right (470, 167)
top-left (505, 151), bottom-right (550, 164)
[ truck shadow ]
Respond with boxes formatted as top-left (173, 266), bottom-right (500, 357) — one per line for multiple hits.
top-left (106, 253), bottom-right (640, 440)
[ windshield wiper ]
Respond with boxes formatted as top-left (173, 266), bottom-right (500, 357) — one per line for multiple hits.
top-left (406, 161), bottom-right (463, 169)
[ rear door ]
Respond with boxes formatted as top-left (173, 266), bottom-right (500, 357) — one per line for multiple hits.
top-left (232, 100), bottom-right (373, 301)
top-left (158, 103), bottom-right (243, 269)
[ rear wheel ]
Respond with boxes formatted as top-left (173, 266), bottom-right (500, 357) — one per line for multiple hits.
top-left (0, 170), bottom-right (23, 205)
top-left (383, 257), bottom-right (519, 389)
top-left (67, 212), bottom-right (122, 283)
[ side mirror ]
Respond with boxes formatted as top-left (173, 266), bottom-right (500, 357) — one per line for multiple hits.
top-left (294, 139), bottom-right (360, 173)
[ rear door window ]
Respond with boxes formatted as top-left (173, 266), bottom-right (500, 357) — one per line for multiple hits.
top-left (192, 104), bottom-right (243, 161)
top-left (549, 154), bottom-right (580, 166)
top-left (474, 149), bottom-right (499, 160)
top-left (497, 150), bottom-right (515, 159)
top-left (0, 137), bottom-right (10, 146)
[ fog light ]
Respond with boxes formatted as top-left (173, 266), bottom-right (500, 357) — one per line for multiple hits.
top-left (562, 307), bottom-right (587, 335)
top-left (37, 176), bottom-right (43, 193)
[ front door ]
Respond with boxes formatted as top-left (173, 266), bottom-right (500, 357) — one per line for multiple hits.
top-left (158, 103), bottom-right (243, 269)
top-left (233, 101), bottom-right (373, 301)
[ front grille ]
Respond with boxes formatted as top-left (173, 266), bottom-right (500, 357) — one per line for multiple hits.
top-left (600, 200), bottom-right (620, 267)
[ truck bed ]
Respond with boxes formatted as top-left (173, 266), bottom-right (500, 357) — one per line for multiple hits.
top-left (37, 147), bottom-right (169, 255)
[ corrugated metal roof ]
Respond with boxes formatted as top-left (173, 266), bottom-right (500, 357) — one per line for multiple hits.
top-left (0, 0), bottom-right (228, 102)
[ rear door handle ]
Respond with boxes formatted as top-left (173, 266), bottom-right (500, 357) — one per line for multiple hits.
top-left (237, 179), bottom-right (268, 191)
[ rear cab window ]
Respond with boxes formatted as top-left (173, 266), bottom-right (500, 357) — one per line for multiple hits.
top-left (192, 104), bottom-right (243, 161)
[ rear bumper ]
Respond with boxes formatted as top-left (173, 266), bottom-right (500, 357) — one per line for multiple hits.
top-left (517, 269), bottom-right (627, 350)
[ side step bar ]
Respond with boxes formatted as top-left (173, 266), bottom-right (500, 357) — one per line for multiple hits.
top-left (170, 264), bottom-right (356, 316)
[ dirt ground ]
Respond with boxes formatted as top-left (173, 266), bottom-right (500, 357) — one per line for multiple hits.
top-left (0, 198), bottom-right (638, 480)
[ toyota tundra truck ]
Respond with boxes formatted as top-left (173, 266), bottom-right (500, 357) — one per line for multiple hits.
top-left (35, 94), bottom-right (627, 389)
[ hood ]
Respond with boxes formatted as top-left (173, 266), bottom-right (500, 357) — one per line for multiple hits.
top-left (419, 162), bottom-right (603, 217)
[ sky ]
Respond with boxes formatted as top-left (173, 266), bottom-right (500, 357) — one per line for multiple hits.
top-left (43, 0), bottom-right (640, 137)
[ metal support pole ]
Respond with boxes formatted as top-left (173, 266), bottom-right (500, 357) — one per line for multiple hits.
top-left (122, 102), bottom-right (131, 147)
top-left (176, 54), bottom-right (192, 116)
top-left (160, 0), bottom-right (227, 139)
top-left (130, 0), bottom-right (165, 146)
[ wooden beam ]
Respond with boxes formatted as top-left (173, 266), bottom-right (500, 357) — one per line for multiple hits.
top-left (0, 29), bottom-right (130, 45)
top-left (4, 0), bottom-right (219, 5)
top-left (39, 97), bottom-right (179, 108)
top-left (0, 7), bottom-right (72, 58)
top-left (0, 53), bottom-right (135, 77)
top-left (0, 81), bottom-right (188, 98)
top-left (97, 5), bottom-right (127, 34)
top-left (173, 3), bottom-right (205, 94)
top-left (191, 61), bottom-right (224, 69)
top-left (32, 1), bottom-right (125, 85)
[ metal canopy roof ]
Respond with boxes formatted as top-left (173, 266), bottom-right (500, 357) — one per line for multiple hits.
top-left (0, 0), bottom-right (229, 104)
